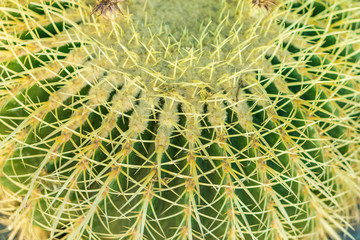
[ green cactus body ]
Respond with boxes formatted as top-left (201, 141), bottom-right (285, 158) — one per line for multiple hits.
top-left (0, 0), bottom-right (359, 239)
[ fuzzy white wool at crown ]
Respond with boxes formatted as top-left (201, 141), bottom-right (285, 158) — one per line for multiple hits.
top-left (82, 0), bottom-right (283, 132)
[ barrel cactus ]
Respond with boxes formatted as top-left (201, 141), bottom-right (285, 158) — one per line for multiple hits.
top-left (0, 0), bottom-right (359, 239)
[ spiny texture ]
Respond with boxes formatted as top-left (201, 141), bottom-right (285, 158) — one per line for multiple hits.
top-left (0, 0), bottom-right (360, 239)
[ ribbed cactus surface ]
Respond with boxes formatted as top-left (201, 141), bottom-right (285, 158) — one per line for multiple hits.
top-left (0, 0), bottom-right (359, 239)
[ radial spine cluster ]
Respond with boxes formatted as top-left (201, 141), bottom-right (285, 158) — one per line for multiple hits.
top-left (0, 0), bottom-right (360, 239)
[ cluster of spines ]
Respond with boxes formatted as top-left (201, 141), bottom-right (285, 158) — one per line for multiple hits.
top-left (0, 0), bottom-right (359, 239)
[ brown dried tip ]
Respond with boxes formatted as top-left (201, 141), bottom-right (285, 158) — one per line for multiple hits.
top-left (252, 0), bottom-right (277, 11)
top-left (91, 0), bottom-right (124, 18)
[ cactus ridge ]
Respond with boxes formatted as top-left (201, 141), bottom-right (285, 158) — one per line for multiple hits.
top-left (0, 0), bottom-right (360, 239)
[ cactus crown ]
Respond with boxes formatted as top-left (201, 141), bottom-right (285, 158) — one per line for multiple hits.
top-left (0, 0), bottom-right (359, 239)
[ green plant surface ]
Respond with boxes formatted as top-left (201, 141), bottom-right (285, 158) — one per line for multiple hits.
top-left (0, 0), bottom-right (359, 239)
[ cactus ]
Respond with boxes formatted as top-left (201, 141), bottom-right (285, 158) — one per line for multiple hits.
top-left (0, 0), bottom-right (359, 239)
